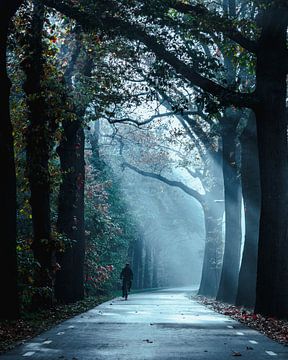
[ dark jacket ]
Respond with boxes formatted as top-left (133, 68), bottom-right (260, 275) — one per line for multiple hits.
top-left (120, 266), bottom-right (133, 281)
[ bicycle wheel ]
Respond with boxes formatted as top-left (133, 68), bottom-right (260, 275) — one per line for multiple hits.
top-left (123, 282), bottom-right (128, 300)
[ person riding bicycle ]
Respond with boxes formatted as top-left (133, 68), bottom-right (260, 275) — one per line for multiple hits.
top-left (120, 263), bottom-right (133, 299)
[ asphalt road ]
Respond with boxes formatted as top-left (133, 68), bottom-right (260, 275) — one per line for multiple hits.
top-left (1, 288), bottom-right (288, 359)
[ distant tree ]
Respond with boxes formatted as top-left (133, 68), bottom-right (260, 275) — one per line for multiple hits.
top-left (84, 126), bottom-right (137, 295)
top-left (110, 114), bottom-right (222, 296)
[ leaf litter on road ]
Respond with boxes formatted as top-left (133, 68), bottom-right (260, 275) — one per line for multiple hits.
top-left (196, 296), bottom-right (288, 346)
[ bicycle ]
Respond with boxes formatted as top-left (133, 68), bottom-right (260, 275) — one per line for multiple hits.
top-left (122, 280), bottom-right (131, 300)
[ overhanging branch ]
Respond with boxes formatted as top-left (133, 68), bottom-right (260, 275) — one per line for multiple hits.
top-left (106, 110), bottom-right (201, 126)
top-left (123, 162), bottom-right (204, 205)
top-left (171, 1), bottom-right (258, 54)
top-left (43, 0), bottom-right (258, 109)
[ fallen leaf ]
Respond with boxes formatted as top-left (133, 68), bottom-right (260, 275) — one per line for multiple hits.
top-left (232, 351), bottom-right (242, 356)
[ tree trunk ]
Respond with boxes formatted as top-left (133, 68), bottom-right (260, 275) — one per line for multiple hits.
top-left (217, 112), bottom-right (242, 304)
top-left (143, 243), bottom-right (152, 288)
top-left (0, 1), bottom-right (21, 319)
top-left (138, 238), bottom-right (145, 289)
top-left (152, 247), bottom-right (158, 288)
top-left (198, 146), bottom-right (224, 298)
top-left (198, 201), bottom-right (224, 297)
top-left (55, 50), bottom-right (91, 303)
top-left (254, 8), bottom-right (288, 317)
top-left (56, 120), bottom-right (85, 302)
top-left (236, 112), bottom-right (260, 308)
top-left (23, 1), bottom-right (53, 306)
top-left (72, 126), bottom-right (85, 300)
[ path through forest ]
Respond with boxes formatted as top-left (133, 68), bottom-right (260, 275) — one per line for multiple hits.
top-left (1, 288), bottom-right (288, 359)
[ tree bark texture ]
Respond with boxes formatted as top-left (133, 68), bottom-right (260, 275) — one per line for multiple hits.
top-left (198, 145), bottom-right (224, 298)
top-left (56, 120), bottom-right (86, 303)
top-left (236, 112), bottom-right (260, 308)
top-left (198, 202), bottom-right (224, 297)
top-left (55, 50), bottom-right (92, 303)
top-left (217, 112), bottom-right (242, 304)
top-left (254, 7), bottom-right (288, 317)
top-left (23, 1), bottom-right (54, 306)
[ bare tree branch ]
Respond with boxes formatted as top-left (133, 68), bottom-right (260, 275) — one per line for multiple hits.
top-left (105, 110), bottom-right (201, 127)
top-left (122, 162), bottom-right (204, 205)
top-left (159, 92), bottom-right (213, 149)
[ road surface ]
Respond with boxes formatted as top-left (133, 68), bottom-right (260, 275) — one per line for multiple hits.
top-left (1, 288), bottom-right (288, 359)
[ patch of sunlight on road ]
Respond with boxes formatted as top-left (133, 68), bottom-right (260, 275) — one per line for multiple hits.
top-left (169, 313), bottom-right (228, 323)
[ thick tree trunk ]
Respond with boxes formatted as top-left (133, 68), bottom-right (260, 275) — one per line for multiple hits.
top-left (56, 120), bottom-right (85, 302)
top-left (23, 2), bottom-right (53, 306)
top-left (55, 51), bottom-right (91, 303)
top-left (217, 112), bottom-right (242, 304)
top-left (198, 202), bottom-right (224, 297)
top-left (216, 0), bottom-right (242, 305)
top-left (198, 147), bottom-right (224, 298)
top-left (0, 1), bottom-right (21, 319)
top-left (236, 112), bottom-right (260, 308)
top-left (254, 8), bottom-right (288, 317)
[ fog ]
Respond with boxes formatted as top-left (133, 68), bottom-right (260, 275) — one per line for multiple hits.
top-left (122, 173), bottom-right (205, 287)
top-left (94, 120), bottom-right (206, 289)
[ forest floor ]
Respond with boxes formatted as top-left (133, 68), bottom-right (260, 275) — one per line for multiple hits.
top-left (0, 294), bottom-right (113, 354)
top-left (196, 296), bottom-right (288, 346)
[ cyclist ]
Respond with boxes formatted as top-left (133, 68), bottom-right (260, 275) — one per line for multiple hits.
top-left (120, 263), bottom-right (133, 300)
